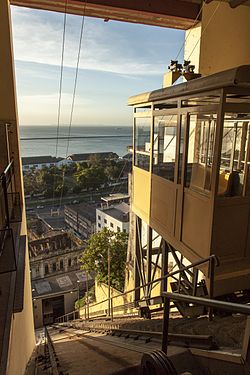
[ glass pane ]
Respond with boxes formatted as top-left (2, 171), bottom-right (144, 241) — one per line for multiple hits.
top-left (218, 113), bottom-right (250, 196)
top-left (185, 114), bottom-right (217, 192)
top-left (152, 115), bottom-right (177, 181)
top-left (134, 117), bottom-right (151, 171)
top-left (178, 116), bottom-right (185, 184)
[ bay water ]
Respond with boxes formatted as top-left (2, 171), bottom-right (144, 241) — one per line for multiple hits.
top-left (20, 125), bottom-right (132, 158)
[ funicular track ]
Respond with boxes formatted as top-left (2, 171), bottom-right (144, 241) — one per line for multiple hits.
top-left (53, 323), bottom-right (217, 351)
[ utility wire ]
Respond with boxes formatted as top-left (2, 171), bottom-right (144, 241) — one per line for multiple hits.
top-left (59, 1), bottom-right (87, 209)
top-left (175, 0), bottom-right (206, 61)
top-left (187, 1), bottom-right (221, 61)
top-left (52, 0), bottom-right (68, 210)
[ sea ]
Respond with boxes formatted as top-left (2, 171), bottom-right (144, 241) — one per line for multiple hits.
top-left (20, 125), bottom-right (132, 158)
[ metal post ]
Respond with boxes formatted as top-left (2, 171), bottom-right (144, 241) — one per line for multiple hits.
top-left (134, 216), bottom-right (141, 303)
top-left (108, 247), bottom-right (111, 317)
top-left (86, 271), bottom-right (89, 320)
top-left (2, 174), bottom-right (10, 227)
top-left (110, 298), bottom-right (113, 322)
top-left (161, 240), bottom-right (168, 294)
top-left (162, 297), bottom-right (170, 354)
top-left (146, 226), bottom-right (152, 298)
top-left (77, 280), bottom-right (80, 317)
top-left (208, 256), bottom-right (215, 321)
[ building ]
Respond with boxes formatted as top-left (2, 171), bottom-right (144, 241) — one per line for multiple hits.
top-left (29, 231), bottom-right (90, 327)
top-left (101, 193), bottom-right (130, 208)
top-left (66, 152), bottom-right (119, 164)
top-left (22, 155), bottom-right (63, 172)
top-left (96, 202), bottom-right (130, 233)
top-left (64, 203), bottom-right (97, 239)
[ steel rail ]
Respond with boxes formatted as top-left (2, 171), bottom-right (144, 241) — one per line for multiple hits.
top-left (162, 292), bottom-right (250, 315)
top-left (161, 291), bottom-right (250, 354)
top-left (56, 254), bottom-right (218, 322)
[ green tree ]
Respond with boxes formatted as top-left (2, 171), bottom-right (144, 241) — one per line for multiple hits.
top-left (75, 165), bottom-right (107, 191)
top-left (80, 227), bottom-right (128, 291)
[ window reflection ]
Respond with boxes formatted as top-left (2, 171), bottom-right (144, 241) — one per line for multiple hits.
top-left (218, 114), bottom-right (250, 196)
top-left (185, 114), bottom-right (216, 192)
top-left (153, 115), bottom-right (177, 181)
top-left (134, 117), bottom-right (151, 171)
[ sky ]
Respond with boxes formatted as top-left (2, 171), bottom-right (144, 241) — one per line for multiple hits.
top-left (11, 6), bottom-right (184, 126)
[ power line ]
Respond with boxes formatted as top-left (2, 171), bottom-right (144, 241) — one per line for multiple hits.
top-left (187, 1), bottom-right (221, 61)
top-left (52, 0), bottom-right (68, 209)
top-left (175, 0), bottom-right (206, 61)
top-left (59, 1), bottom-right (87, 209)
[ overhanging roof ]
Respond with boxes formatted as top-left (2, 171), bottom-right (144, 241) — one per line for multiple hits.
top-left (10, 0), bottom-right (202, 30)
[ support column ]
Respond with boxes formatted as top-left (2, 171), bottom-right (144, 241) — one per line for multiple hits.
top-left (146, 226), bottom-right (152, 297)
top-left (0, 0), bottom-right (23, 200)
top-left (161, 240), bottom-right (168, 294)
top-left (0, 124), bottom-right (10, 174)
top-left (134, 216), bottom-right (141, 302)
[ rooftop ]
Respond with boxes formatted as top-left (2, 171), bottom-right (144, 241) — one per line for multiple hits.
top-left (32, 269), bottom-right (92, 298)
top-left (101, 193), bottom-right (130, 204)
top-left (67, 152), bottom-right (119, 162)
top-left (128, 65), bottom-right (250, 106)
top-left (99, 202), bottom-right (130, 222)
top-left (22, 155), bottom-right (63, 166)
top-left (29, 231), bottom-right (83, 258)
top-left (65, 203), bottom-right (97, 223)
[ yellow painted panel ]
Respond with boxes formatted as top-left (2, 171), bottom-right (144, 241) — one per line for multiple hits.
top-left (182, 190), bottom-right (212, 259)
top-left (132, 166), bottom-right (151, 224)
top-left (199, 2), bottom-right (250, 75)
top-left (150, 175), bottom-right (176, 238)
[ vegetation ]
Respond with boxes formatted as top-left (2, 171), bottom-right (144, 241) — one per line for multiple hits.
top-left (23, 158), bottom-right (129, 198)
top-left (80, 227), bottom-right (128, 292)
top-left (75, 286), bottom-right (95, 310)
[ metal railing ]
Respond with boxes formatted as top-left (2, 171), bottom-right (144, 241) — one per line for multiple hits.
top-left (56, 254), bottom-right (218, 323)
top-left (161, 291), bottom-right (250, 354)
top-left (44, 327), bottom-right (62, 375)
top-left (57, 310), bottom-right (79, 323)
top-left (0, 159), bottom-right (21, 230)
top-left (0, 159), bottom-right (21, 274)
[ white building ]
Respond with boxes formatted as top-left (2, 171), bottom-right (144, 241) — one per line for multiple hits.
top-left (96, 202), bottom-right (130, 233)
top-left (22, 155), bottom-right (63, 172)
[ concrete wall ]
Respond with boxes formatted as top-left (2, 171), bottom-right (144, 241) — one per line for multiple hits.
top-left (33, 291), bottom-right (78, 328)
top-left (64, 291), bottom-right (78, 314)
top-left (33, 299), bottom-right (43, 329)
top-left (0, 0), bottom-right (36, 370)
top-left (96, 209), bottom-right (129, 233)
top-left (184, 25), bottom-right (201, 73)
top-left (184, 2), bottom-right (250, 76)
top-left (200, 2), bottom-right (250, 75)
top-left (7, 240), bottom-right (36, 375)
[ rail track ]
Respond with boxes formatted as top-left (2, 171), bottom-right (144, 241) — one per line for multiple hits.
top-left (53, 323), bottom-right (217, 351)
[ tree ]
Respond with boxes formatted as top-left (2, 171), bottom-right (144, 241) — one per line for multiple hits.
top-left (74, 165), bottom-right (107, 191)
top-left (80, 227), bottom-right (128, 291)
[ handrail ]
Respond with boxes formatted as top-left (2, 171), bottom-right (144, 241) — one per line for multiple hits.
top-left (56, 254), bottom-right (218, 323)
top-left (162, 292), bottom-right (250, 315)
top-left (161, 291), bottom-right (250, 354)
top-left (2, 159), bottom-right (14, 178)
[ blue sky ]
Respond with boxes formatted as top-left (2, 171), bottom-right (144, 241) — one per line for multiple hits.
top-left (11, 6), bottom-right (184, 126)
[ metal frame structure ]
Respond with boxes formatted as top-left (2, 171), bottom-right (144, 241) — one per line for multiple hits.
top-left (130, 65), bottom-right (250, 300)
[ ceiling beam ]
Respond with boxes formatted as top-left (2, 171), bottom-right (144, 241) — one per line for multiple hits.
top-left (10, 0), bottom-right (202, 30)
top-left (229, 0), bottom-right (248, 8)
